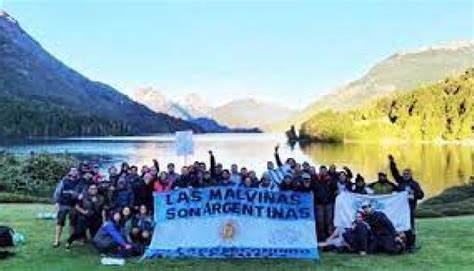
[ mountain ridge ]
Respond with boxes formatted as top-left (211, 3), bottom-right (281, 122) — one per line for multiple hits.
top-left (0, 11), bottom-right (201, 137)
top-left (272, 40), bottom-right (474, 132)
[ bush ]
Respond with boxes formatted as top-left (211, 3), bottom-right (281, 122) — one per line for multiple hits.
top-left (0, 192), bottom-right (51, 203)
top-left (0, 152), bottom-right (77, 199)
top-left (417, 181), bottom-right (474, 218)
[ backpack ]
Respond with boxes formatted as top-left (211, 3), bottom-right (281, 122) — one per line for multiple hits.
top-left (0, 226), bottom-right (14, 247)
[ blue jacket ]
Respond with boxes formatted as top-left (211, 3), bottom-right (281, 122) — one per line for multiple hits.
top-left (93, 221), bottom-right (126, 249)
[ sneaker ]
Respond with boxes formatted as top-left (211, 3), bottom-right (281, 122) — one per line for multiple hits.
top-left (65, 242), bottom-right (71, 251)
top-left (52, 241), bottom-right (60, 248)
top-left (101, 257), bottom-right (125, 266)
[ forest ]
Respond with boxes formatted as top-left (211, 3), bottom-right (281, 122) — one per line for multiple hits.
top-left (299, 68), bottom-right (474, 143)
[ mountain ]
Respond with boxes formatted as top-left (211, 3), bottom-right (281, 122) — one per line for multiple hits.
top-left (132, 88), bottom-right (287, 131)
top-left (210, 98), bottom-right (296, 129)
top-left (182, 93), bottom-right (213, 118)
top-left (132, 88), bottom-right (261, 133)
top-left (277, 41), bottom-right (474, 131)
top-left (132, 87), bottom-right (193, 120)
top-left (189, 117), bottom-right (261, 133)
top-left (299, 68), bottom-right (474, 142)
top-left (0, 11), bottom-right (201, 137)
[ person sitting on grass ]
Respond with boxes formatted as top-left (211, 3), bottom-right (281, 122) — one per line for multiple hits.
top-left (135, 205), bottom-right (155, 246)
top-left (320, 211), bottom-right (370, 256)
top-left (93, 211), bottom-right (135, 258)
top-left (361, 202), bottom-right (405, 254)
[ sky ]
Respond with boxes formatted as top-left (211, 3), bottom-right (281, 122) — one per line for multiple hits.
top-left (1, 0), bottom-right (473, 108)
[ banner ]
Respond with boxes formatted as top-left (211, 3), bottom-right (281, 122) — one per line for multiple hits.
top-left (143, 187), bottom-right (319, 259)
top-left (175, 131), bottom-right (194, 156)
top-left (334, 191), bottom-right (410, 232)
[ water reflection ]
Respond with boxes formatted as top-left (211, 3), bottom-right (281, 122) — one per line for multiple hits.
top-left (2, 134), bottom-right (472, 198)
top-left (300, 142), bottom-right (474, 197)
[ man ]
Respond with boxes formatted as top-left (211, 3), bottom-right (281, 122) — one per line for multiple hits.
top-left (218, 170), bottom-right (236, 187)
top-left (362, 202), bottom-right (405, 254)
top-left (173, 166), bottom-right (192, 189)
top-left (368, 172), bottom-right (397, 195)
top-left (127, 166), bottom-right (143, 209)
top-left (230, 164), bottom-right (242, 184)
top-left (52, 167), bottom-right (85, 247)
top-left (389, 155), bottom-right (424, 251)
top-left (209, 151), bottom-right (224, 182)
top-left (65, 184), bottom-right (105, 250)
top-left (274, 144), bottom-right (296, 177)
top-left (166, 163), bottom-right (180, 183)
top-left (351, 174), bottom-right (373, 195)
top-left (312, 165), bottom-right (338, 241)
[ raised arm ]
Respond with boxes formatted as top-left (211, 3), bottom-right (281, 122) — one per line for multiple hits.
top-left (274, 144), bottom-right (283, 167)
top-left (388, 155), bottom-right (402, 183)
top-left (209, 151), bottom-right (216, 179)
top-left (153, 159), bottom-right (160, 173)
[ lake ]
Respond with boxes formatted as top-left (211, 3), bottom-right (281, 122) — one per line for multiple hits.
top-left (2, 133), bottom-right (473, 198)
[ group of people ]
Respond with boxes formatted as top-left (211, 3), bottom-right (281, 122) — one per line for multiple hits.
top-left (52, 144), bottom-right (424, 258)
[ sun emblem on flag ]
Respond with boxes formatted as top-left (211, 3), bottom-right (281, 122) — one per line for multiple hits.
top-left (221, 220), bottom-right (237, 241)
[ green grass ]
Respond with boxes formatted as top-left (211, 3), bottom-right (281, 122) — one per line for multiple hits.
top-left (1, 204), bottom-right (473, 271)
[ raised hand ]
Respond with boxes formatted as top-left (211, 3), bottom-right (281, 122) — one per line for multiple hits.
top-left (388, 154), bottom-right (394, 162)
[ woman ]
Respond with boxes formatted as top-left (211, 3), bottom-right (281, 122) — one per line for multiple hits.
top-left (153, 172), bottom-right (173, 192)
top-left (92, 211), bottom-right (133, 258)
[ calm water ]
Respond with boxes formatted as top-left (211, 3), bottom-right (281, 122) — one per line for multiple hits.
top-left (2, 133), bottom-right (473, 198)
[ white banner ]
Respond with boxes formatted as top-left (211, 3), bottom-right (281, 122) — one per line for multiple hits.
top-left (144, 187), bottom-right (319, 259)
top-left (334, 191), bottom-right (410, 232)
top-left (175, 131), bottom-right (194, 156)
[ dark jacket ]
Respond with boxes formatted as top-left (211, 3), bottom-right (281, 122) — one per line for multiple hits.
top-left (113, 182), bottom-right (134, 210)
top-left (312, 174), bottom-right (338, 205)
top-left (390, 161), bottom-right (424, 209)
top-left (365, 211), bottom-right (397, 237)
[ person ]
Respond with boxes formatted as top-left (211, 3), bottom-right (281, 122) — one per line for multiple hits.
top-left (259, 172), bottom-right (278, 191)
top-left (120, 206), bottom-right (136, 244)
top-left (92, 165), bottom-right (105, 183)
top-left (351, 174), bottom-right (373, 195)
top-left (278, 175), bottom-right (294, 191)
top-left (172, 166), bottom-right (192, 189)
top-left (341, 211), bottom-right (371, 255)
top-left (112, 177), bottom-right (134, 211)
top-left (128, 166), bottom-right (144, 210)
top-left (119, 162), bottom-right (130, 177)
top-left (52, 167), bottom-right (85, 247)
top-left (240, 176), bottom-right (257, 188)
top-left (264, 161), bottom-right (285, 188)
top-left (368, 172), bottom-right (398, 195)
top-left (65, 184), bottom-right (105, 250)
top-left (313, 165), bottom-right (338, 241)
top-left (154, 172), bottom-right (173, 193)
top-left (108, 166), bottom-right (120, 186)
top-left (389, 155), bottom-right (424, 251)
top-left (135, 205), bottom-right (154, 246)
top-left (296, 173), bottom-right (313, 193)
top-left (336, 167), bottom-right (353, 193)
top-left (140, 173), bottom-right (155, 213)
top-left (274, 144), bottom-right (295, 179)
top-left (230, 164), bottom-right (242, 184)
top-left (362, 203), bottom-right (405, 254)
top-left (218, 169), bottom-right (236, 187)
top-left (166, 163), bottom-right (180, 183)
top-left (209, 151), bottom-right (224, 182)
top-left (93, 211), bottom-right (134, 258)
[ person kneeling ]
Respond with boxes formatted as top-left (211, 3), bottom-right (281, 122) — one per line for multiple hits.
top-left (93, 211), bottom-right (139, 258)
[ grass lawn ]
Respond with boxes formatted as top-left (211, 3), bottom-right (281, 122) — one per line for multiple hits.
top-left (1, 204), bottom-right (473, 271)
